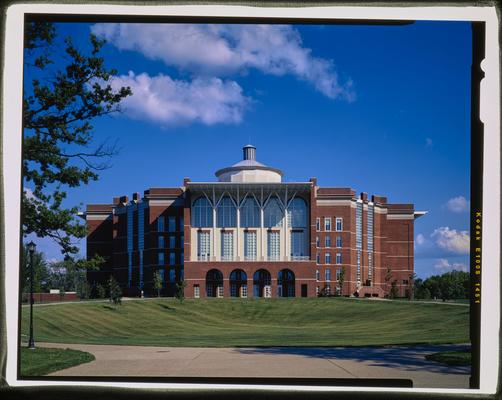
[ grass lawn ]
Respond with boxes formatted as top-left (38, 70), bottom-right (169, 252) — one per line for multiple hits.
top-left (20, 347), bottom-right (95, 376)
top-left (21, 297), bottom-right (469, 347)
top-left (425, 350), bottom-right (471, 366)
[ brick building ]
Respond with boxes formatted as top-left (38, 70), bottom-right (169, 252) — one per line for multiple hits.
top-left (85, 145), bottom-right (425, 298)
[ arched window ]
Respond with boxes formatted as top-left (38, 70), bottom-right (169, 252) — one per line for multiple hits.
top-left (240, 196), bottom-right (260, 228)
top-left (206, 269), bottom-right (223, 298)
top-left (278, 269), bottom-right (295, 297)
top-left (230, 269), bottom-right (248, 298)
top-left (192, 197), bottom-right (213, 228)
top-left (217, 196), bottom-right (237, 228)
top-left (264, 197), bottom-right (283, 228)
top-left (287, 197), bottom-right (308, 228)
top-left (253, 269), bottom-right (272, 298)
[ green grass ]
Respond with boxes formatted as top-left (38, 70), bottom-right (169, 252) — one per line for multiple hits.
top-left (20, 347), bottom-right (95, 376)
top-left (425, 350), bottom-right (471, 366)
top-left (21, 297), bottom-right (469, 347)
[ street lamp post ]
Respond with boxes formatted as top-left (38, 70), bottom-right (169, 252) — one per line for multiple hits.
top-left (27, 241), bottom-right (36, 349)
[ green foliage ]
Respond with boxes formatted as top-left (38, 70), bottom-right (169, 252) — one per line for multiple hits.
top-left (175, 281), bottom-right (187, 303)
top-left (338, 266), bottom-right (345, 296)
top-left (95, 283), bottom-right (107, 299)
top-left (23, 21), bottom-right (131, 256)
top-left (153, 270), bottom-right (163, 298)
top-left (77, 280), bottom-right (91, 300)
top-left (414, 271), bottom-right (469, 301)
top-left (390, 280), bottom-right (399, 299)
top-left (21, 244), bottom-right (50, 293)
top-left (108, 276), bottom-right (122, 305)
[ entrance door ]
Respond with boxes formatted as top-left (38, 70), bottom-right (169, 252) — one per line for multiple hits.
top-left (301, 284), bottom-right (308, 297)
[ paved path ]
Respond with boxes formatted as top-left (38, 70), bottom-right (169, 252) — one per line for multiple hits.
top-left (40, 343), bottom-right (470, 388)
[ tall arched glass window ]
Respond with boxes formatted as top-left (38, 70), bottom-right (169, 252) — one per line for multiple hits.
top-left (287, 197), bottom-right (308, 228)
top-left (240, 196), bottom-right (260, 228)
top-left (192, 197), bottom-right (213, 228)
top-left (264, 197), bottom-right (283, 228)
top-left (217, 196), bottom-right (237, 228)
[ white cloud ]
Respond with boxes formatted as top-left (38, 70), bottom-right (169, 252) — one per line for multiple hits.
top-left (431, 227), bottom-right (469, 255)
top-left (445, 196), bottom-right (470, 213)
top-left (416, 233), bottom-right (426, 245)
top-left (434, 258), bottom-right (468, 272)
top-left (102, 71), bottom-right (250, 126)
top-left (91, 23), bottom-right (355, 101)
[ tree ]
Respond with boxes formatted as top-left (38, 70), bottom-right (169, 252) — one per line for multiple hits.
top-left (95, 283), bottom-right (106, 299)
top-left (390, 280), bottom-right (399, 299)
top-left (153, 270), bottom-right (163, 298)
top-left (408, 273), bottom-right (416, 301)
top-left (384, 267), bottom-right (393, 298)
top-left (337, 267), bottom-right (345, 296)
top-left (22, 21), bottom-right (131, 257)
top-left (175, 281), bottom-right (187, 303)
top-left (108, 276), bottom-right (122, 305)
top-left (21, 244), bottom-right (50, 293)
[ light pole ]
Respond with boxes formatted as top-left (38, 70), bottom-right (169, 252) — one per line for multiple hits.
top-left (27, 241), bottom-right (36, 349)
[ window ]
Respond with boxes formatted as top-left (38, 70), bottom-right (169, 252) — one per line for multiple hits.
top-left (168, 216), bottom-right (176, 232)
top-left (357, 250), bottom-right (361, 283)
top-left (325, 252), bottom-right (331, 264)
top-left (336, 236), bottom-right (342, 248)
top-left (157, 216), bottom-right (165, 232)
top-left (158, 252), bottom-right (164, 265)
top-left (180, 217), bottom-right (184, 230)
top-left (336, 253), bottom-right (342, 265)
top-left (316, 218), bottom-right (320, 231)
top-left (356, 202), bottom-right (362, 249)
top-left (169, 236), bottom-right (176, 248)
top-left (316, 286), bottom-right (320, 296)
top-left (316, 252), bottom-right (320, 264)
top-left (316, 236), bottom-right (320, 247)
top-left (127, 205), bottom-right (133, 286)
top-left (169, 268), bottom-right (176, 283)
top-left (244, 231), bottom-right (257, 261)
top-left (368, 253), bottom-right (373, 279)
top-left (241, 285), bottom-right (248, 298)
top-left (290, 230), bottom-right (305, 259)
top-left (325, 268), bottom-right (331, 281)
top-left (287, 198), bottom-right (307, 228)
top-left (368, 204), bottom-right (374, 280)
top-left (241, 197), bottom-right (260, 228)
top-left (221, 231), bottom-right (234, 261)
top-left (336, 268), bottom-right (343, 281)
top-left (197, 231), bottom-right (210, 261)
top-left (194, 284), bottom-right (200, 298)
top-left (264, 197), bottom-right (283, 228)
top-left (159, 268), bottom-right (165, 285)
top-left (138, 203), bottom-right (144, 251)
top-left (336, 217), bottom-right (343, 232)
top-left (217, 196), bottom-right (237, 228)
top-left (316, 269), bottom-right (320, 281)
top-left (325, 235), bottom-right (331, 248)
top-left (192, 197), bottom-right (213, 228)
top-left (403, 279), bottom-right (409, 285)
top-left (169, 252), bottom-right (176, 266)
top-left (324, 217), bottom-right (331, 231)
top-left (267, 231), bottom-right (280, 261)
top-left (158, 236), bottom-right (164, 249)
top-left (181, 235), bottom-right (184, 248)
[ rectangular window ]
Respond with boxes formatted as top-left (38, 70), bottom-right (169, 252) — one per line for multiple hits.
top-left (169, 236), bottom-right (176, 249)
top-left (316, 252), bottom-right (320, 264)
top-left (197, 231), bottom-right (210, 261)
top-left (168, 216), bottom-right (176, 232)
top-left (267, 231), bottom-right (280, 261)
top-left (138, 203), bottom-right (144, 251)
top-left (325, 252), bottom-right (331, 264)
top-left (336, 217), bottom-right (343, 232)
top-left (159, 268), bottom-right (165, 286)
top-left (336, 253), bottom-right (342, 265)
top-left (336, 268), bottom-right (342, 281)
top-left (169, 252), bottom-right (176, 266)
top-left (158, 216), bottom-right (165, 232)
top-left (316, 286), bottom-right (320, 296)
top-left (316, 236), bottom-right (320, 247)
top-left (290, 230), bottom-right (305, 259)
top-left (325, 235), bottom-right (331, 248)
top-left (316, 218), bottom-right (320, 231)
top-left (324, 217), bottom-right (331, 231)
top-left (158, 252), bottom-right (164, 265)
top-left (368, 253), bottom-right (373, 279)
top-left (244, 231), bottom-right (257, 261)
top-left (357, 250), bottom-right (361, 283)
top-left (241, 284), bottom-right (248, 298)
top-left (180, 217), bottom-right (184, 231)
top-left (356, 202), bottom-right (362, 249)
top-left (325, 268), bottom-right (331, 281)
top-left (336, 236), bottom-right (342, 248)
top-left (221, 231), bottom-right (234, 261)
top-left (316, 269), bottom-right (320, 281)
top-left (181, 235), bottom-right (184, 248)
top-left (169, 268), bottom-right (176, 283)
top-left (403, 279), bottom-right (409, 285)
top-left (194, 284), bottom-right (200, 298)
top-left (158, 236), bottom-right (164, 249)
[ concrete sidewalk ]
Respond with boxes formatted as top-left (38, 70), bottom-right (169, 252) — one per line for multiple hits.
top-left (41, 342), bottom-right (470, 389)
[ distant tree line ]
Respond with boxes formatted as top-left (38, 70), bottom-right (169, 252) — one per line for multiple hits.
top-left (413, 270), bottom-right (469, 301)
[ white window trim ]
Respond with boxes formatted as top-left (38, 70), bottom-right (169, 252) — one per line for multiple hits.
top-left (324, 217), bottom-right (332, 231)
top-left (336, 217), bottom-right (343, 232)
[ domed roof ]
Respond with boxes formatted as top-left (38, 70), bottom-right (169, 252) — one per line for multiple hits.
top-left (215, 145), bottom-right (283, 182)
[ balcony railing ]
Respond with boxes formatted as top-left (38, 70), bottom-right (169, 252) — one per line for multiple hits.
top-left (291, 255), bottom-right (310, 261)
top-left (197, 254), bottom-right (210, 261)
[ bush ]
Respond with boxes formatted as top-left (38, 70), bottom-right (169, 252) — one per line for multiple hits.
top-left (108, 276), bottom-right (122, 305)
top-left (96, 283), bottom-right (106, 299)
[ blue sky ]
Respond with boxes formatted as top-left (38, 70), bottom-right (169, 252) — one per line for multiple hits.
top-left (25, 20), bottom-right (472, 279)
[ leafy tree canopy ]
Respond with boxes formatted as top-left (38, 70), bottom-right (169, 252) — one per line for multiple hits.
top-left (23, 21), bottom-right (131, 256)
